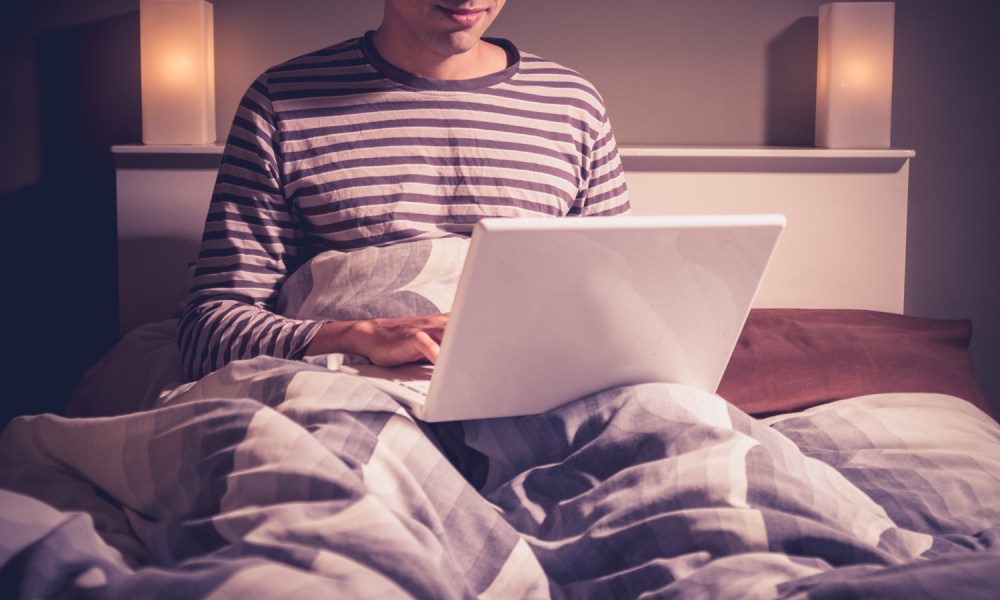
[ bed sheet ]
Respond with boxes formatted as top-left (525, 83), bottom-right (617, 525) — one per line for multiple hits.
top-left (1, 352), bottom-right (999, 598)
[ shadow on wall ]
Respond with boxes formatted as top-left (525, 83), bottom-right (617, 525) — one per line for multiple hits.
top-left (765, 16), bottom-right (818, 147)
top-left (117, 236), bottom-right (203, 334)
top-left (0, 12), bottom-right (141, 428)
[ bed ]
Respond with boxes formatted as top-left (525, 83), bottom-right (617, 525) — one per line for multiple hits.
top-left (1, 148), bottom-right (998, 599)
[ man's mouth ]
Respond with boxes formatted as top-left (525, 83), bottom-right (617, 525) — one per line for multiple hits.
top-left (438, 6), bottom-right (487, 27)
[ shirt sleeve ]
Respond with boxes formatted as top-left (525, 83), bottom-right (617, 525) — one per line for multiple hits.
top-left (570, 112), bottom-right (631, 217)
top-left (177, 75), bottom-right (325, 380)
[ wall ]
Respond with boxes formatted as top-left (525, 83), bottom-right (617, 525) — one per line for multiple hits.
top-left (2, 0), bottom-right (998, 424)
top-left (890, 1), bottom-right (1000, 417)
top-left (1, 0), bottom-right (139, 425)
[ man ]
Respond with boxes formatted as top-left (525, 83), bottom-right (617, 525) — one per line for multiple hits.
top-left (178, 0), bottom-right (630, 380)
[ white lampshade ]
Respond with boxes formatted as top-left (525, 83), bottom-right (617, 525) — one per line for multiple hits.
top-left (815, 2), bottom-right (895, 149)
top-left (140, 0), bottom-right (216, 145)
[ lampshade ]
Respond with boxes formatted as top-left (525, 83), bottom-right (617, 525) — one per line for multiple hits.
top-left (815, 2), bottom-right (895, 149)
top-left (140, 0), bottom-right (216, 145)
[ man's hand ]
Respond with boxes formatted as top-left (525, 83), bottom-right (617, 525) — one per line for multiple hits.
top-left (305, 314), bottom-right (449, 366)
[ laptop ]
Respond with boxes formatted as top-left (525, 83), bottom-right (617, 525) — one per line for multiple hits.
top-left (337, 214), bottom-right (785, 422)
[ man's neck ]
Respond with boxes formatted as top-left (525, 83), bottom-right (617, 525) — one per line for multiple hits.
top-left (371, 28), bottom-right (507, 80)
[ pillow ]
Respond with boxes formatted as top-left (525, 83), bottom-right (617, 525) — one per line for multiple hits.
top-left (66, 319), bottom-right (186, 417)
top-left (717, 309), bottom-right (993, 418)
top-left (278, 236), bottom-right (469, 321)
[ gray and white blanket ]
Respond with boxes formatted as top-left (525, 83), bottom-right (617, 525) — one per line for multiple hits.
top-left (2, 238), bottom-right (999, 599)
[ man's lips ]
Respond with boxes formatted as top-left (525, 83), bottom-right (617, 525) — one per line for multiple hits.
top-left (438, 6), bottom-right (487, 27)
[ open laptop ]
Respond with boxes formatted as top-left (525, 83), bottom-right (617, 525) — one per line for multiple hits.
top-left (337, 214), bottom-right (785, 422)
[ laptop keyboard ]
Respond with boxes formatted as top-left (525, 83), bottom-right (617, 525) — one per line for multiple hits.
top-left (394, 377), bottom-right (431, 395)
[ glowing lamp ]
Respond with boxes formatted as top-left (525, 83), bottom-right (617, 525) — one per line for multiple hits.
top-left (140, 0), bottom-right (216, 144)
top-left (815, 2), bottom-right (895, 149)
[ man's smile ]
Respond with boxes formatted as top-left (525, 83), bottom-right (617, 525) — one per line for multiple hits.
top-left (437, 5), bottom-right (488, 27)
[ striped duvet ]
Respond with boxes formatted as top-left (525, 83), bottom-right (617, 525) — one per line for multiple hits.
top-left (3, 379), bottom-right (998, 598)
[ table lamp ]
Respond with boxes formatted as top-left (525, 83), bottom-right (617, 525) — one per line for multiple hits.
top-left (815, 2), bottom-right (895, 149)
top-left (140, 0), bottom-right (215, 145)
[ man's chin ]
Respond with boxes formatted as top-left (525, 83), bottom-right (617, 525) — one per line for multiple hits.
top-left (434, 32), bottom-right (484, 57)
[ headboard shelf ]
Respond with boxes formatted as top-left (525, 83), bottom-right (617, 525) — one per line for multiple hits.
top-left (619, 145), bottom-right (915, 159)
top-left (620, 146), bottom-right (915, 175)
top-left (620, 146), bottom-right (914, 314)
top-left (111, 143), bottom-right (913, 334)
top-left (111, 143), bottom-right (225, 155)
top-left (112, 144), bottom-right (224, 335)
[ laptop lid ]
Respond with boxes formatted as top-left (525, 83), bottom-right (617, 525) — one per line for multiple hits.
top-left (352, 214), bottom-right (785, 422)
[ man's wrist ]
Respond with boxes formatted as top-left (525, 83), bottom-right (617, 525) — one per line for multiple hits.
top-left (305, 320), bottom-right (366, 357)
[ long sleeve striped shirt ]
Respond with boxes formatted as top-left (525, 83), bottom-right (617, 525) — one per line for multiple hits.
top-left (178, 31), bottom-right (630, 380)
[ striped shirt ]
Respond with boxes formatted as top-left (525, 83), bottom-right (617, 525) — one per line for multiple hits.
top-left (178, 31), bottom-right (630, 380)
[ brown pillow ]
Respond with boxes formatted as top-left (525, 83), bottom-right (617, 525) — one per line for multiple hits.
top-left (717, 309), bottom-right (993, 418)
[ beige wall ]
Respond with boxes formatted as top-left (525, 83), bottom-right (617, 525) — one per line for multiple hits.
top-left (211, 0), bottom-right (824, 146)
top-left (2, 0), bottom-right (998, 418)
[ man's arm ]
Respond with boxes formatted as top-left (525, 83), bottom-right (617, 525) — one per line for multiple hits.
top-left (178, 74), bottom-right (450, 379)
top-left (177, 73), bottom-right (317, 379)
top-left (571, 111), bottom-right (631, 217)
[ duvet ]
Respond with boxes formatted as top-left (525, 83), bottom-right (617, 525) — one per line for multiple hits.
top-left (2, 238), bottom-right (999, 599)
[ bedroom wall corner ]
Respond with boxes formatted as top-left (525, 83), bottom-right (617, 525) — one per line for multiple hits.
top-left (891, 0), bottom-right (1000, 417)
top-left (1, 1), bottom-right (140, 428)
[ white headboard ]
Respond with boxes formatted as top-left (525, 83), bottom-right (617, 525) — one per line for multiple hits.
top-left (622, 146), bottom-right (913, 314)
top-left (112, 144), bottom-right (912, 335)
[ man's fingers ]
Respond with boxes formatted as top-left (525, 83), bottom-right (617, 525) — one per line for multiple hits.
top-left (344, 314), bottom-right (449, 366)
top-left (412, 330), bottom-right (441, 364)
top-left (420, 313), bottom-right (449, 342)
